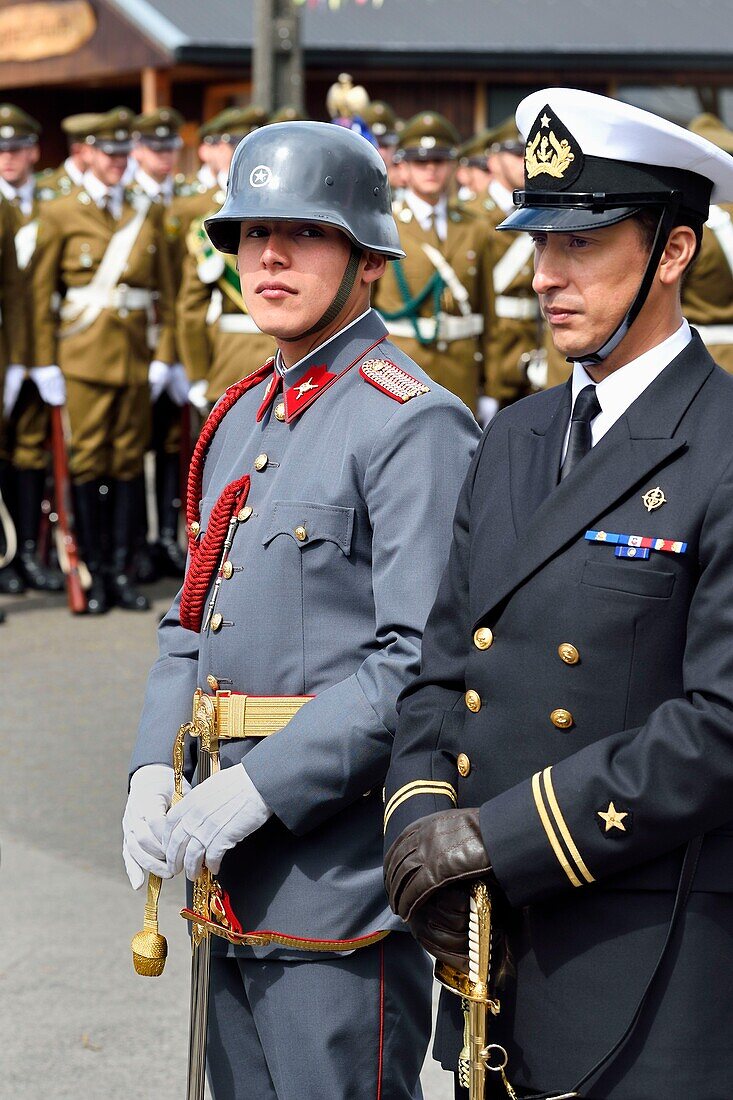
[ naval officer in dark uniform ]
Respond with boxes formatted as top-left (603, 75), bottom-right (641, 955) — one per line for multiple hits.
top-left (124, 122), bottom-right (480, 1098)
top-left (384, 88), bottom-right (733, 1100)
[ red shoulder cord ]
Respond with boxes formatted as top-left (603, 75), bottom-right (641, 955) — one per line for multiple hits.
top-left (179, 359), bottom-right (275, 632)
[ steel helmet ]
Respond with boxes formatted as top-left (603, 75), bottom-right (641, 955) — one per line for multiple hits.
top-left (204, 121), bottom-right (404, 259)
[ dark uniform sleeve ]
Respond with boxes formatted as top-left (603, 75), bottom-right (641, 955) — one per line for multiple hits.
top-left (383, 427), bottom-right (490, 848)
top-left (482, 452), bottom-right (733, 906)
top-left (244, 397), bottom-right (481, 836)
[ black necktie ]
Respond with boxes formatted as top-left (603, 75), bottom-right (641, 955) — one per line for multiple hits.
top-left (561, 384), bottom-right (601, 480)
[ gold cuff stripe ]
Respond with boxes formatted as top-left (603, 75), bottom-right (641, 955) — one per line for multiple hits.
top-left (531, 771), bottom-right (582, 888)
top-left (383, 781), bottom-right (458, 832)
top-left (542, 767), bottom-right (595, 885)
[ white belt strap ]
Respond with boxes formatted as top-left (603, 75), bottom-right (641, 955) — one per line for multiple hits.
top-left (694, 323), bottom-right (733, 346)
top-left (14, 220), bottom-right (38, 271)
top-left (421, 243), bottom-right (472, 317)
top-left (218, 313), bottom-right (264, 335)
top-left (495, 295), bottom-right (541, 321)
top-left (706, 204), bottom-right (733, 277)
top-left (384, 311), bottom-right (483, 343)
top-left (59, 197), bottom-right (151, 338)
top-left (493, 233), bottom-right (535, 294)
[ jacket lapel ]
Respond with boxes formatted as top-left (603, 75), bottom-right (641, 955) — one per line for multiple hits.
top-left (508, 381), bottom-right (571, 535)
top-left (474, 334), bottom-right (715, 625)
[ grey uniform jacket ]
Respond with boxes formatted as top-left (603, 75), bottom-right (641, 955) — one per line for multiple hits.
top-left (132, 309), bottom-right (480, 955)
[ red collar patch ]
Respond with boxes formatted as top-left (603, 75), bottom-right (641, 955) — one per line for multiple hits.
top-left (283, 364), bottom-right (336, 422)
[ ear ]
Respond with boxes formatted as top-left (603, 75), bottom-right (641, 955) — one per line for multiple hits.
top-left (361, 250), bottom-right (386, 285)
top-left (658, 224), bottom-right (697, 286)
top-left (30, 146), bottom-right (40, 166)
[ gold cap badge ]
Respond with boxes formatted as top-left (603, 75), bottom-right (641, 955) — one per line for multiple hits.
top-left (524, 105), bottom-right (582, 188)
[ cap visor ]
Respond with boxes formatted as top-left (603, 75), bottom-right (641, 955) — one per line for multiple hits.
top-left (497, 205), bottom-right (638, 232)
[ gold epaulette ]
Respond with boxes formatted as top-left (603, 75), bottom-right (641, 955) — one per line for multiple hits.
top-left (360, 358), bottom-right (430, 403)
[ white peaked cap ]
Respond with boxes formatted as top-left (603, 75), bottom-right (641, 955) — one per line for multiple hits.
top-left (516, 88), bottom-right (733, 204)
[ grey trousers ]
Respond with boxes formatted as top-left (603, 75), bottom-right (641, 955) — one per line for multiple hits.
top-left (207, 933), bottom-right (433, 1100)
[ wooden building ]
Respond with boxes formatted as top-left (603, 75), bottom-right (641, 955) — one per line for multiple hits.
top-left (0, 0), bottom-right (731, 170)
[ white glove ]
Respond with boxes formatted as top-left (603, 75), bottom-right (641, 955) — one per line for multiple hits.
top-left (29, 365), bottom-right (66, 407)
top-left (165, 363), bottom-right (191, 407)
top-left (3, 364), bottom-right (25, 416)
top-left (148, 359), bottom-right (171, 403)
top-left (163, 763), bottom-right (272, 881)
top-left (122, 763), bottom-right (191, 889)
top-left (188, 378), bottom-right (209, 411)
top-left (477, 395), bottom-right (499, 429)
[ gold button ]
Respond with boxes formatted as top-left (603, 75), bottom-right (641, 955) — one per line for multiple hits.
top-left (189, 521), bottom-right (200, 537)
top-left (207, 675), bottom-right (219, 691)
top-left (211, 613), bottom-right (223, 633)
top-left (457, 753), bottom-right (471, 777)
top-left (222, 561), bottom-right (234, 579)
top-left (238, 505), bottom-right (253, 522)
top-left (254, 453), bottom-right (268, 472)
top-left (558, 643), bottom-right (580, 665)
top-left (294, 525), bottom-right (308, 542)
top-left (473, 627), bottom-right (493, 650)
top-left (465, 689), bottom-right (482, 713)
top-left (274, 402), bottom-right (286, 422)
top-left (550, 708), bottom-right (574, 730)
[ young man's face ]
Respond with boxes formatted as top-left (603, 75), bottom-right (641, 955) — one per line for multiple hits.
top-left (87, 147), bottom-right (128, 186)
top-left (402, 158), bottom-right (454, 204)
top-left (238, 221), bottom-right (379, 341)
top-left (0, 145), bottom-right (39, 186)
top-left (531, 219), bottom-right (649, 360)
top-left (133, 144), bottom-right (178, 183)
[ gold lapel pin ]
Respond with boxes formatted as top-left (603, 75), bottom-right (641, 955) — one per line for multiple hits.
top-left (642, 486), bottom-right (666, 513)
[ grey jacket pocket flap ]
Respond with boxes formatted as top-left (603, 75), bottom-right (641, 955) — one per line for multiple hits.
top-left (263, 500), bottom-right (355, 554)
top-left (582, 559), bottom-right (675, 599)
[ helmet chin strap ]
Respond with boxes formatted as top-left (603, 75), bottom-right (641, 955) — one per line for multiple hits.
top-left (567, 198), bottom-right (681, 369)
top-left (286, 243), bottom-right (363, 343)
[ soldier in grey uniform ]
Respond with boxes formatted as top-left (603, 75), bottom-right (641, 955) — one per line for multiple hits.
top-left (123, 122), bottom-right (480, 1098)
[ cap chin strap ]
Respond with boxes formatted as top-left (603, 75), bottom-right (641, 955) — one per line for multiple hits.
top-left (567, 195), bottom-right (682, 369)
top-left (286, 243), bottom-right (363, 343)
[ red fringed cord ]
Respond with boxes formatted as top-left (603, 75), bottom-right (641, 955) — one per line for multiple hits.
top-left (180, 358), bottom-right (274, 632)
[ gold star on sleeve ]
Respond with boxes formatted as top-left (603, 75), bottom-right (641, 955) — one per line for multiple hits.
top-left (597, 802), bottom-right (629, 832)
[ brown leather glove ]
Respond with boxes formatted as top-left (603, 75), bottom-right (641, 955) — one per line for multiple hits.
top-left (384, 807), bottom-right (492, 922)
top-left (407, 885), bottom-right (471, 973)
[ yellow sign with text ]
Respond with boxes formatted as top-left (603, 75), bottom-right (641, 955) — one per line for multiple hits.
top-left (0, 1), bottom-right (96, 62)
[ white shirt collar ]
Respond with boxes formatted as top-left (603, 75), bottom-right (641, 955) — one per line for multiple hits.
top-left (0, 176), bottom-right (35, 216)
top-left (488, 179), bottom-right (515, 213)
top-left (135, 168), bottom-right (173, 203)
top-left (565, 319), bottom-right (692, 457)
top-left (275, 308), bottom-right (374, 378)
top-left (198, 164), bottom-right (216, 190)
top-left (82, 170), bottom-right (124, 219)
top-left (64, 157), bottom-right (85, 186)
top-left (404, 189), bottom-right (448, 240)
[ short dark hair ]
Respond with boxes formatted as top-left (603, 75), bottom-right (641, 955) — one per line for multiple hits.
top-left (632, 207), bottom-right (702, 281)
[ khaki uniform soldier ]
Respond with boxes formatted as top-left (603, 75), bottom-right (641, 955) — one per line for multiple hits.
top-left (176, 106), bottom-right (274, 407)
top-left (0, 196), bottom-right (29, 604)
top-left (37, 112), bottom-right (98, 195)
top-left (131, 107), bottom-right (191, 577)
top-left (0, 104), bottom-right (64, 593)
top-left (362, 100), bottom-right (404, 196)
top-left (456, 129), bottom-right (493, 213)
top-left (683, 114), bottom-right (733, 374)
top-left (371, 111), bottom-right (496, 416)
top-left (481, 118), bottom-right (544, 407)
top-left (31, 107), bottom-right (176, 614)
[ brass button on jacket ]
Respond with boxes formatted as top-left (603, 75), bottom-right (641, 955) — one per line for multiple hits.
top-left (473, 627), bottom-right (494, 650)
top-left (222, 561), bottom-right (234, 579)
top-left (294, 525), bottom-right (308, 543)
top-left (189, 520), bottom-right (200, 537)
top-left (254, 453), bottom-right (269, 472)
top-left (558, 643), bottom-right (580, 665)
top-left (465, 689), bottom-right (482, 713)
top-left (238, 505), bottom-right (253, 522)
top-left (551, 708), bottom-right (574, 730)
top-left (457, 752), bottom-right (471, 777)
top-left (274, 402), bottom-right (286, 422)
top-left (211, 612), bottom-right (224, 633)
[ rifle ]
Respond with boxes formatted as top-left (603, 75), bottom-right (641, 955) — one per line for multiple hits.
top-left (49, 407), bottom-right (88, 614)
